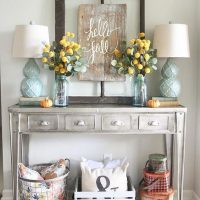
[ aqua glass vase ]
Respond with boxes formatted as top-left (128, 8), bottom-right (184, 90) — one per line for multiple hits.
top-left (133, 75), bottom-right (147, 107)
top-left (53, 74), bottom-right (69, 107)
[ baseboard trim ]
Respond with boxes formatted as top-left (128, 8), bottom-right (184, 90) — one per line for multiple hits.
top-left (1, 189), bottom-right (200, 200)
top-left (183, 190), bottom-right (194, 200)
top-left (1, 190), bottom-right (12, 200)
top-left (193, 191), bottom-right (200, 200)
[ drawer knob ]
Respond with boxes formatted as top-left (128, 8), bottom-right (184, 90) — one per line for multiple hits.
top-left (111, 120), bottom-right (125, 127)
top-left (76, 120), bottom-right (86, 127)
top-left (148, 121), bottom-right (160, 126)
top-left (40, 121), bottom-right (50, 126)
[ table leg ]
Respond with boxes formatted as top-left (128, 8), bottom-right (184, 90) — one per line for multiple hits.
top-left (175, 112), bottom-right (186, 200)
top-left (21, 134), bottom-right (30, 166)
top-left (164, 134), bottom-right (174, 186)
top-left (9, 113), bottom-right (20, 200)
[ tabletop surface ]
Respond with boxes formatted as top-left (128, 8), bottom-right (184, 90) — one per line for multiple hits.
top-left (8, 104), bottom-right (187, 113)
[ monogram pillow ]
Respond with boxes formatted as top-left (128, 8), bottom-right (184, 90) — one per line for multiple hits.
top-left (80, 158), bottom-right (129, 192)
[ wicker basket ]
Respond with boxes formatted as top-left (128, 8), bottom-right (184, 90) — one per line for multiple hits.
top-left (143, 170), bottom-right (170, 192)
top-left (140, 188), bottom-right (174, 200)
top-left (18, 161), bottom-right (70, 200)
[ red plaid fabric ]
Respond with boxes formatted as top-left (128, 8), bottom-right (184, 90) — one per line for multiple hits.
top-left (143, 170), bottom-right (170, 192)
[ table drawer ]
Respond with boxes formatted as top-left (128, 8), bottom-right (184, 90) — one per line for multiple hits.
top-left (102, 114), bottom-right (131, 131)
top-left (139, 114), bottom-right (175, 132)
top-left (65, 115), bottom-right (96, 131)
top-left (28, 115), bottom-right (59, 131)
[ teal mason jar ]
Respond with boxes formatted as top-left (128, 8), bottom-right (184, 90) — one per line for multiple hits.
top-left (133, 75), bottom-right (147, 107)
top-left (53, 74), bottom-right (69, 107)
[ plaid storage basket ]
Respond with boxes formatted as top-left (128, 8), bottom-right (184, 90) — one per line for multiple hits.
top-left (140, 188), bottom-right (174, 200)
top-left (143, 170), bottom-right (170, 192)
top-left (18, 160), bottom-right (70, 200)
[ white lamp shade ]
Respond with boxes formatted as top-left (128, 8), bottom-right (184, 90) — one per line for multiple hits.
top-left (153, 24), bottom-right (190, 58)
top-left (13, 25), bottom-right (49, 58)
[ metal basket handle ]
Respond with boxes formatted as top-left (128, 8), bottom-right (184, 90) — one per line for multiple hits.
top-left (139, 178), bottom-right (145, 187)
top-left (143, 178), bottom-right (160, 190)
top-left (65, 158), bottom-right (70, 171)
top-left (145, 160), bottom-right (149, 169)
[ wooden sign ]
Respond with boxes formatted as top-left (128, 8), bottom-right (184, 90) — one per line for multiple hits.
top-left (78, 4), bottom-right (127, 81)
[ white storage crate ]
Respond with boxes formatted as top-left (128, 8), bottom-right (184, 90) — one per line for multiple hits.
top-left (74, 176), bottom-right (136, 200)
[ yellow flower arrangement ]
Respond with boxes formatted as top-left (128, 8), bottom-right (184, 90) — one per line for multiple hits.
top-left (42, 32), bottom-right (88, 76)
top-left (111, 32), bottom-right (157, 77)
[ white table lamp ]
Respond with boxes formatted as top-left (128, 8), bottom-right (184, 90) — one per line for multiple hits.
top-left (153, 24), bottom-right (190, 97)
top-left (13, 23), bottom-right (49, 97)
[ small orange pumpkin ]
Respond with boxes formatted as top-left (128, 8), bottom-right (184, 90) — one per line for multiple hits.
top-left (40, 98), bottom-right (53, 108)
top-left (147, 100), bottom-right (160, 108)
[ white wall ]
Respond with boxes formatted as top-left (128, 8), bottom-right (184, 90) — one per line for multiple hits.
top-left (194, 0), bottom-right (200, 196)
top-left (0, 0), bottom-right (198, 194)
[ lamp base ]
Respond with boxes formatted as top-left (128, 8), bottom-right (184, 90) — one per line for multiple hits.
top-left (160, 78), bottom-right (181, 97)
top-left (21, 77), bottom-right (42, 97)
top-left (21, 58), bottom-right (43, 97)
top-left (160, 58), bottom-right (181, 98)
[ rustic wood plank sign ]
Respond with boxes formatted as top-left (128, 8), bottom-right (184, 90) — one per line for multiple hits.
top-left (78, 4), bottom-right (127, 81)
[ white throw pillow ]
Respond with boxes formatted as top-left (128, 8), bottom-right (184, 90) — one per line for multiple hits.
top-left (81, 158), bottom-right (129, 192)
top-left (104, 157), bottom-right (127, 169)
top-left (81, 157), bottom-right (104, 169)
